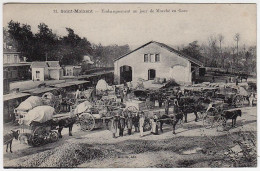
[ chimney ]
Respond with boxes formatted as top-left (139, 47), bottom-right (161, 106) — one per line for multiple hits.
top-left (23, 57), bottom-right (27, 62)
top-left (3, 43), bottom-right (7, 49)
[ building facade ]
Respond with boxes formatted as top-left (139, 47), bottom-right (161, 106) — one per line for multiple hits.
top-left (114, 41), bottom-right (203, 84)
top-left (64, 65), bottom-right (82, 76)
top-left (31, 61), bottom-right (63, 81)
top-left (3, 46), bottom-right (31, 94)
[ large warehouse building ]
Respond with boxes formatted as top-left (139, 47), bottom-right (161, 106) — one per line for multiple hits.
top-left (114, 41), bottom-right (203, 84)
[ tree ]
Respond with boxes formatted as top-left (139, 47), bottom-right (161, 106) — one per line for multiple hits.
top-left (218, 34), bottom-right (224, 67)
top-left (7, 20), bottom-right (35, 61)
top-left (181, 41), bottom-right (203, 61)
top-left (35, 23), bottom-right (59, 61)
top-left (234, 33), bottom-right (240, 55)
top-left (60, 28), bottom-right (92, 65)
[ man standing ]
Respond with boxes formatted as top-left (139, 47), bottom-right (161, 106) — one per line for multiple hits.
top-left (133, 112), bottom-right (140, 132)
top-left (139, 112), bottom-right (145, 137)
top-left (118, 113), bottom-right (125, 137)
top-left (172, 99), bottom-right (180, 134)
top-left (126, 112), bottom-right (133, 135)
top-left (111, 114), bottom-right (119, 138)
top-left (151, 113), bottom-right (159, 135)
top-left (164, 98), bottom-right (169, 115)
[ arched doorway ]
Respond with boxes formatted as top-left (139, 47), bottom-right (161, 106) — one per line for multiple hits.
top-left (148, 69), bottom-right (156, 80)
top-left (120, 65), bottom-right (132, 84)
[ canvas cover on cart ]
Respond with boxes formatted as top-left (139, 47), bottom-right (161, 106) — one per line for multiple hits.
top-left (42, 92), bottom-right (55, 105)
top-left (96, 79), bottom-right (111, 91)
top-left (22, 106), bottom-right (55, 126)
top-left (73, 101), bottom-right (92, 115)
top-left (15, 96), bottom-right (43, 111)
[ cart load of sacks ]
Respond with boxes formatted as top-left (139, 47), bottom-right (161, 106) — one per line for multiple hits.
top-left (15, 94), bottom-right (94, 125)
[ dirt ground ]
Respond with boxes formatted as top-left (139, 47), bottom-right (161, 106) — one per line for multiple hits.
top-left (3, 106), bottom-right (257, 168)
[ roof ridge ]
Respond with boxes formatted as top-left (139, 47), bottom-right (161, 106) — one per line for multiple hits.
top-left (114, 41), bottom-right (203, 66)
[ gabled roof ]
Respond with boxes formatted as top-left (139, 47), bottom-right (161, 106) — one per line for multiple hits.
top-left (31, 61), bottom-right (60, 68)
top-left (114, 41), bottom-right (203, 66)
top-left (31, 61), bottom-right (48, 68)
top-left (47, 61), bottom-right (60, 67)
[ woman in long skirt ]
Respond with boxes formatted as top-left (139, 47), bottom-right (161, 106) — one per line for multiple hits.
top-left (111, 115), bottom-right (119, 138)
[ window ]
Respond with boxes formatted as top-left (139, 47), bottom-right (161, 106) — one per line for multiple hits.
top-left (155, 54), bottom-right (160, 62)
top-left (150, 54), bottom-right (154, 62)
top-left (144, 54), bottom-right (148, 62)
top-left (36, 71), bottom-right (40, 78)
top-left (7, 55), bottom-right (10, 63)
top-left (14, 55), bottom-right (18, 63)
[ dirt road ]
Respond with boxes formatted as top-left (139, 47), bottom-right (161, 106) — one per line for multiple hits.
top-left (3, 106), bottom-right (257, 168)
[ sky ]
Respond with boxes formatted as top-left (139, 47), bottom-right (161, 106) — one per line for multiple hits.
top-left (3, 3), bottom-right (257, 48)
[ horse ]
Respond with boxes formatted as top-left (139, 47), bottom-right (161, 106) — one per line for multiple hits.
top-left (4, 130), bottom-right (20, 153)
top-left (223, 109), bottom-right (242, 127)
top-left (157, 101), bottom-right (184, 134)
top-left (56, 117), bottom-right (77, 138)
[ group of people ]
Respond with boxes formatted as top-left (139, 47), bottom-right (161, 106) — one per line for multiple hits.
top-left (110, 111), bottom-right (146, 138)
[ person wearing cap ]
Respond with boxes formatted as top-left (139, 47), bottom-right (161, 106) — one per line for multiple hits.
top-left (164, 98), bottom-right (170, 115)
top-left (118, 113), bottom-right (125, 137)
top-left (133, 112), bottom-right (140, 132)
top-left (139, 112), bottom-right (145, 137)
top-left (126, 112), bottom-right (133, 135)
top-left (151, 113), bottom-right (159, 135)
top-left (172, 99), bottom-right (180, 134)
top-left (111, 114), bottom-right (119, 138)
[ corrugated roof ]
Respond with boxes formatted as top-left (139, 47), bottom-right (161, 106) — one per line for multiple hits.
top-left (3, 62), bottom-right (31, 67)
top-left (3, 48), bottom-right (20, 53)
top-left (53, 82), bottom-right (76, 88)
top-left (4, 93), bottom-right (30, 101)
top-left (23, 87), bottom-right (58, 95)
top-left (31, 61), bottom-right (60, 68)
top-left (114, 41), bottom-right (203, 66)
top-left (31, 61), bottom-right (48, 68)
top-left (47, 61), bottom-right (60, 67)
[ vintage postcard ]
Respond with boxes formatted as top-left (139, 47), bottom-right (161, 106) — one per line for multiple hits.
top-left (2, 3), bottom-right (257, 168)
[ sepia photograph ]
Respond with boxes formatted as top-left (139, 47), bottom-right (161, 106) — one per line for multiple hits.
top-left (2, 2), bottom-right (257, 168)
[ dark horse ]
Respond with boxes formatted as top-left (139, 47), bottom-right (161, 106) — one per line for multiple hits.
top-left (158, 103), bottom-right (184, 134)
top-left (223, 109), bottom-right (242, 127)
top-left (56, 117), bottom-right (77, 138)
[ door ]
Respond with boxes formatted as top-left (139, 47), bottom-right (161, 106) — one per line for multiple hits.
top-left (120, 65), bottom-right (132, 84)
top-left (148, 69), bottom-right (156, 80)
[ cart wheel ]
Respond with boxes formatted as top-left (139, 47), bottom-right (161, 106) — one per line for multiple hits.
top-left (126, 106), bottom-right (138, 114)
top-left (233, 95), bottom-right (243, 108)
top-left (216, 116), bottom-right (227, 132)
top-left (203, 115), bottom-right (214, 129)
top-left (143, 119), bottom-right (151, 132)
top-left (54, 101), bottom-right (61, 114)
top-left (197, 112), bottom-right (204, 121)
top-left (80, 113), bottom-right (95, 131)
top-left (31, 126), bottom-right (47, 147)
top-left (49, 131), bottom-right (59, 143)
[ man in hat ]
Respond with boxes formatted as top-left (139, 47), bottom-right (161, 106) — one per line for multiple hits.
top-left (126, 112), bottom-right (133, 135)
top-left (118, 112), bottom-right (125, 137)
top-left (111, 113), bottom-right (119, 138)
top-left (151, 113), bottom-right (159, 135)
top-left (139, 112), bottom-right (145, 137)
top-left (172, 98), bottom-right (182, 134)
top-left (133, 112), bottom-right (140, 132)
top-left (164, 98), bottom-right (170, 115)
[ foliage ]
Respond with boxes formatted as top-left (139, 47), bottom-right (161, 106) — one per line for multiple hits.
top-left (180, 34), bottom-right (256, 75)
top-left (4, 21), bottom-right (129, 68)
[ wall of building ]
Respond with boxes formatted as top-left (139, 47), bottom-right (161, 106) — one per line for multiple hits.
top-left (49, 69), bottom-right (61, 80)
top-left (3, 53), bottom-right (20, 64)
top-left (32, 68), bottom-right (45, 81)
top-left (114, 43), bottom-right (191, 84)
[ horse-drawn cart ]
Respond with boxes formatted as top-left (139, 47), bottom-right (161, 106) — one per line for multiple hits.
top-left (19, 106), bottom-right (59, 147)
top-left (202, 100), bottom-right (242, 131)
